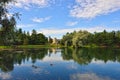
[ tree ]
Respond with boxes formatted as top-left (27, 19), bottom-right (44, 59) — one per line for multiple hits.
top-left (30, 29), bottom-right (37, 44)
top-left (36, 33), bottom-right (48, 45)
top-left (61, 32), bottom-right (74, 46)
top-left (0, 0), bottom-right (18, 45)
top-left (15, 28), bottom-right (24, 45)
top-left (23, 38), bottom-right (29, 45)
top-left (72, 30), bottom-right (90, 48)
top-left (48, 36), bottom-right (53, 44)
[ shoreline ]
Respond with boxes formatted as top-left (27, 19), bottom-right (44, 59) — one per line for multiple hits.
top-left (0, 45), bottom-right (120, 50)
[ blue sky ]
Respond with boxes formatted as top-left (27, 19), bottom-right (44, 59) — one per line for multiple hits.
top-left (9, 0), bottom-right (120, 39)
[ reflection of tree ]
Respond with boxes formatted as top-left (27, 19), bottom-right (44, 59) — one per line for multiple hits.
top-left (0, 51), bottom-right (14, 72)
top-left (0, 49), bottom-right (48, 72)
top-left (62, 48), bottom-right (120, 65)
top-left (62, 48), bottom-right (73, 60)
top-left (72, 48), bottom-right (92, 65)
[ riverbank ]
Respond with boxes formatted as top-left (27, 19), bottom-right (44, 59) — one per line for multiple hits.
top-left (0, 44), bottom-right (62, 50)
top-left (0, 44), bottom-right (119, 50)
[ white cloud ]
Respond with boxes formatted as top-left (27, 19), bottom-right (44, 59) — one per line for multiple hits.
top-left (39, 26), bottom-right (118, 35)
top-left (66, 21), bottom-right (78, 26)
top-left (113, 20), bottom-right (120, 23)
top-left (10, 0), bottom-right (54, 9)
top-left (70, 0), bottom-right (120, 18)
top-left (39, 28), bottom-right (75, 35)
top-left (38, 26), bottom-right (119, 38)
top-left (17, 24), bottom-right (35, 28)
top-left (32, 16), bottom-right (51, 23)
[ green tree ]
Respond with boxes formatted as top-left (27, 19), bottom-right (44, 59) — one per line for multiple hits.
top-left (48, 36), bottom-right (53, 44)
top-left (30, 29), bottom-right (37, 44)
top-left (15, 28), bottom-right (24, 45)
top-left (61, 32), bottom-right (75, 46)
top-left (36, 33), bottom-right (47, 45)
top-left (72, 30), bottom-right (90, 48)
top-left (0, 0), bottom-right (18, 45)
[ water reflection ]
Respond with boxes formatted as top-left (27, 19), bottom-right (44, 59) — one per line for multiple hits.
top-left (70, 73), bottom-right (112, 80)
top-left (0, 48), bottom-right (120, 72)
top-left (62, 48), bottom-right (120, 65)
top-left (0, 73), bottom-right (12, 80)
top-left (0, 48), bottom-right (120, 80)
top-left (0, 49), bottom-right (48, 72)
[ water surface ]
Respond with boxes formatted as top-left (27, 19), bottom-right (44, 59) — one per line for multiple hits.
top-left (0, 48), bottom-right (120, 80)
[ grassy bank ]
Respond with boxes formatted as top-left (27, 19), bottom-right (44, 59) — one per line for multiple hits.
top-left (0, 44), bottom-right (62, 50)
top-left (0, 44), bottom-right (119, 50)
top-left (0, 46), bottom-right (12, 49)
top-left (83, 44), bottom-right (120, 48)
top-left (18, 44), bottom-right (60, 48)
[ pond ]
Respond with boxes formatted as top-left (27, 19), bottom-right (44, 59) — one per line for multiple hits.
top-left (0, 48), bottom-right (120, 80)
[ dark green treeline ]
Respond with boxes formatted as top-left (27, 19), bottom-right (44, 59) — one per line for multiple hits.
top-left (61, 30), bottom-right (120, 47)
top-left (14, 29), bottom-right (48, 45)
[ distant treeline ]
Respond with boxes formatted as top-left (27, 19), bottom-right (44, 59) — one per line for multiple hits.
top-left (61, 30), bottom-right (120, 47)
top-left (0, 28), bottom-right (48, 45)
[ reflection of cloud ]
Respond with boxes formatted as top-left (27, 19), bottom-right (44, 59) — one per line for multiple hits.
top-left (67, 64), bottom-right (78, 70)
top-left (70, 73), bottom-right (112, 80)
top-left (32, 67), bottom-right (43, 74)
top-left (91, 59), bottom-right (105, 64)
top-left (42, 54), bottom-right (63, 62)
top-left (0, 73), bottom-right (12, 80)
top-left (32, 65), bottom-right (49, 74)
top-left (91, 59), bottom-right (117, 65)
top-left (42, 49), bottom-right (63, 62)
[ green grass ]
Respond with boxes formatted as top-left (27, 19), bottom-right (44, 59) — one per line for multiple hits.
top-left (18, 45), bottom-right (51, 48)
top-left (0, 44), bottom-right (119, 50)
top-left (0, 44), bottom-right (61, 49)
top-left (0, 46), bottom-right (12, 49)
top-left (83, 44), bottom-right (99, 48)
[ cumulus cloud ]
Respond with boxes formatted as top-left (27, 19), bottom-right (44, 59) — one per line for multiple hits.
top-left (17, 24), bottom-right (35, 28)
top-left (32, 16), bottom-right (51, 23)
top-left (39, 26), bottom-right (118, 35)
top-left (70, 0), bottom-right (120, 18)
top-left (66, 21), bottom-right (78, 26)
top-left (39, 28), bottom-right (75, 35)
top-left (10, 0), bottom-right (54, 9)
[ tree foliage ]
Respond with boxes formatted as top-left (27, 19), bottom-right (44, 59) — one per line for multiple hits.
top-left (0, 0), bottom-right (18, 45)
top-left (61, 30), bottom-right (120, 47)
top-left (14, 29), bottom-right (48, 45)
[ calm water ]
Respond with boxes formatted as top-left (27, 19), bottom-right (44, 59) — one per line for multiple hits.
top-left (0, 48), bottom-right (120, 80)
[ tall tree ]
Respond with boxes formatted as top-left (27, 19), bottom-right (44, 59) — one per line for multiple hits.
top-left (72, 30), bottom-right (90, 48)
top-left (0, 0), bottom-right (18, 45)
top-left (30, 29), bottom-right (37, 44)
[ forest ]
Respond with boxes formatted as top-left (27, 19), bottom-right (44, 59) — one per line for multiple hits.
top-left (0, 28), bottom-right (48, 45)
top-left (61, 30), bottom-right (120, 48)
